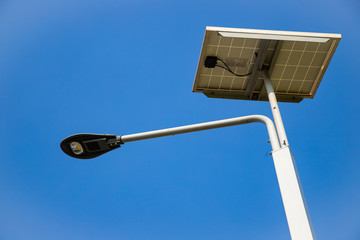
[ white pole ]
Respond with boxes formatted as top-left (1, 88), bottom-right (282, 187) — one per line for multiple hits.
top-left (263, 71), bottom-right (289, 147)
top-left (119, 115), bottom-right (280, 151)
top-left (262, 71), bottom-right (316, 240)
top-left (271, 147), bottom-right (316, 240)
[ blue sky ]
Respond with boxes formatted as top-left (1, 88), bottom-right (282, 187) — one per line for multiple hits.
top-left (1, 0), bottom-right (359, 239)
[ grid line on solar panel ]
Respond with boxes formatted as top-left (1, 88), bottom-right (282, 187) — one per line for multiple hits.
top-left (308, 39), bottom-right (337, 94)
top-left (207, 35), bottom-right (221, 89)
top-left (229, 37), bottom-right (239, 90)
top-left (273, 64), bottom-right (325, 67)
top-left (277, 50), bottom-right (329, 53)
top-left (218, 37), bottom-right (234, 89)
top-left (298, 42), bottom-right (321, 94)
top-left (275, 42), bottom-right (295, 92)
top-left (206, 45), bottom-right (273, 50)
top-left (269, 77), bottom-right (317, 82)
top-left (286, 42), bottom-right (308, 93)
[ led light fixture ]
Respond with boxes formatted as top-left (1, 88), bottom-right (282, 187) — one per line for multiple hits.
top-left (60, 133), bottom-right (122, 159)
top-left (69, 141), bottom-right (84, 155)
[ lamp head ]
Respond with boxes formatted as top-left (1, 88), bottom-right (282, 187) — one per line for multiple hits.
top-left (60, 133), bottom-right (122, 159)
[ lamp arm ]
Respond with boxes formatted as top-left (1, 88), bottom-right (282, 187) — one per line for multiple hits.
top-left (119, 115), bottom-right (280, 152)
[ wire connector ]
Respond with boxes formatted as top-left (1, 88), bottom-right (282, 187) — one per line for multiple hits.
top-left (204, 56), bottom-right (252, 77)
top-left (204, 56), bottom-right (218, 68)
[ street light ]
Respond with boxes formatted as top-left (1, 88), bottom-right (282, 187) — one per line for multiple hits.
top-left (60, 133), bottom-right (121, 159)
top-left (61, 115), bottom-right (280, 159)
top-left (60, 27), bottom-right (341, 240)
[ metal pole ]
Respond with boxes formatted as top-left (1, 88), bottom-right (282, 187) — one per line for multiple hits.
top-left (262, 71), bottom-right (316, 240)
top-left (271, 147), bottom-right (316, 239)
top-left (263, 70), bottom-right (289, 147)
top-left (119, 115), bottom-right (280, 151)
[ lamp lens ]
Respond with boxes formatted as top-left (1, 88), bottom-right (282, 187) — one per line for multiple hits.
top-left (70, 142), bottom-right (84, 155)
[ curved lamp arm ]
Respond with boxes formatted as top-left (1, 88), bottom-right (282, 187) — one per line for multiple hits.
top-left (119, 115), bottom-right (280, 151)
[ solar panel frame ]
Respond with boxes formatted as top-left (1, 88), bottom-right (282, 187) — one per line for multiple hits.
top-left (193, 26), bottom-right (341, 103)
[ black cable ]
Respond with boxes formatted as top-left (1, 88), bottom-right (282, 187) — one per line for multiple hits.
top-left (216, 65), bottom-right (234, 72)
top-left (216, 58), bottom-right (252, 77)
top-left (217, 58), bottom-right (233, 72)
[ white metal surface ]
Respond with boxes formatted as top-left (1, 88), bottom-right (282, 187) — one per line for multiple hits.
top-left (209, 26), bottom-right (341, 39)
top-left (263, 71), bottom-right (289, 147)
top-left (272, 147), bottom-right (316, 240)
top-left (119, 115), bottom-right (280, 151)
top-left (218, 31), bottom-right (330, 43)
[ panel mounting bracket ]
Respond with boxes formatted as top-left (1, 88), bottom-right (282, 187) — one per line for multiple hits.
top-left (245, 40), bottom-right (270, 100)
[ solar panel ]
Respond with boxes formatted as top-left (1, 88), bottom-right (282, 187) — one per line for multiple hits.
top-left (193, 27), bottom-right (341, 102)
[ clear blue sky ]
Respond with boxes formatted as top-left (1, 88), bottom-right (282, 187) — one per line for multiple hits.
top-left (1, 0), bottom-right (359, 239)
